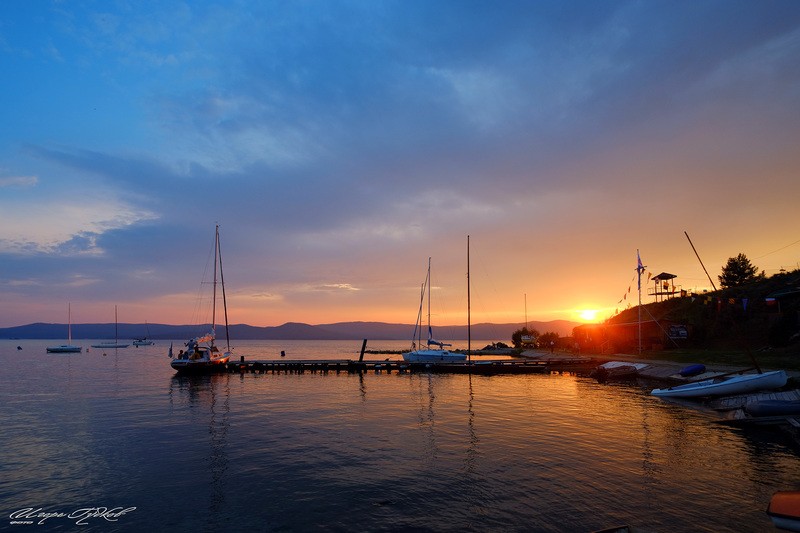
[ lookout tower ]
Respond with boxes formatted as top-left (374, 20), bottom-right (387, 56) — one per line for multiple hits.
top-left (649, 272), bottom-right (680, 302)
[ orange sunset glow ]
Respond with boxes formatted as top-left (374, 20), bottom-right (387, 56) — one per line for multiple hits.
top-left (0, 2), bottom-right (798, 331)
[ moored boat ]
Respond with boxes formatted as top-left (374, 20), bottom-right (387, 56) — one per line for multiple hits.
top-left (91, 305), bottom-right (130, 348)
top-left (170, 225), bottom-right (234, 373)
top-left (402, 257), bottom-right (466, 363)
top-left (651, 370), bottom-right (787, 398)
top-left (133, 321), bottom-right (154, 346)
top-left (132, 338), bottom-right (154, 346)
top-left (47, 303), bottom-right (82, 353)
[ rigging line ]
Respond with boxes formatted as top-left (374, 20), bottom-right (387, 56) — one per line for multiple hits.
top-left (753, 237), bottom-right (800, 260)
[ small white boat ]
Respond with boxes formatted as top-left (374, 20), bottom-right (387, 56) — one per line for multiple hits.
top-left (133, 321), bottom-right (155, 346)
top-left (651, 370), bottom-right (787, 398)
top-left (170, 225), bottom-right (233, 373)
top-left (47, 303), bottom-right (82, 353)
top-left (402, 257), bottom-right (466, 364)
top-left (91, 305), bottom-right (130, 349)
top-left (403, 348), bottom-right (467, 363)
top-left (132, 339), bottom-right (154, 346)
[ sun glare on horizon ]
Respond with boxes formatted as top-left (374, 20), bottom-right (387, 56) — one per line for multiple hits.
top-left (577, 309), bottom-right (599, 322)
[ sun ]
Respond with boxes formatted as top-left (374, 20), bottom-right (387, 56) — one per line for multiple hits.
top-left (577, 309), bottom-right (598, 321)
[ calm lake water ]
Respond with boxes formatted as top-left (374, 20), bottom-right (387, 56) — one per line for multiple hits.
top-left (2, 339), bottom-right (799, 532)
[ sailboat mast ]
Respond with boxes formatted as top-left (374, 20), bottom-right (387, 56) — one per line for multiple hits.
top-left (427, 257), bottom-right (431, 340)
top-left (217, 227), bottom-right (231, 351)
top-left (68, 302), bottom-right (72, 344)
top-left (212, 225), bottom-right (219, 338)
top-left (467, 235), bottom-right (471, 362)
top-left (114, 305), bottom-right (118, 343)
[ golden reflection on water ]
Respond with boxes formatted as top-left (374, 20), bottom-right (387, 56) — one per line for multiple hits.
top-left (3, 340), bottom-right (800, 532)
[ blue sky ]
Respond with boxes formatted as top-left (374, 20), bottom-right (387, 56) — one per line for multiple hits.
top-left (2, 0), bottom-right (800, 329)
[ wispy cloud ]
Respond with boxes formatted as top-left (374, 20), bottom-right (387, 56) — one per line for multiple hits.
top-left (0, 175), bottom-right (38, 188)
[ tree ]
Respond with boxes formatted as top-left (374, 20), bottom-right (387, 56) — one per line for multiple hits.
top-left (718, 253), bottom-right (763, 289)
top-left (538, 331), bottom-right (560, 347)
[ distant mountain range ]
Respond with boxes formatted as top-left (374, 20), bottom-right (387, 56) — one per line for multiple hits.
top-left (0, 320), bottom-right (579, 341)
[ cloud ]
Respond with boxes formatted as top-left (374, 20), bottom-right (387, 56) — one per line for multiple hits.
top-left (319, 283), bottom-right (360, 292)
top-left (0, 175), bottom-right (38, 188)
top-left (0, 192), bottom-right (159, 255)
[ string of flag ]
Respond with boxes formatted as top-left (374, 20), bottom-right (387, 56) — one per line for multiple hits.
top-left (612, 293), bottom-right (778, 317)
top-left (616, 271), bottom-right (655, 307)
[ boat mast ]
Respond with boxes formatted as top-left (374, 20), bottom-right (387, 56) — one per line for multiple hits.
top-left (68, 302), bottom-right (72, 344)
top-left (426, 257), bottom-right (432, 344)
top-left (114, 305), bottom-right (118, 344)
top-left (217, 226), bottom-right (231, 351)
top-left (212, 225), bottom-right (219, 340)
top-left (467, 235), bottom-right (471, 362)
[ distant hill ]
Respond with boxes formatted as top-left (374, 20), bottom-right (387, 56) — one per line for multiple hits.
top-left (0, 319), bottom-right (579, 341)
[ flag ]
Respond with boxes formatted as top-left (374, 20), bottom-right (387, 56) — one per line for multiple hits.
top-left (636, 250), bottom-right (645, 289)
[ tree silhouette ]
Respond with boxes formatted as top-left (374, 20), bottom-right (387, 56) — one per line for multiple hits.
top-left (718, 253), bottom-right (762, 289)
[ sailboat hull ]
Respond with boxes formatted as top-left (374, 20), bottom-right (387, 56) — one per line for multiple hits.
top-left (171, 354), bottom-right (230, 373)
top-left (46, 345), bottom-right (82, 353)
top-left (402, 350), bottom-right (467, 363)
top-left (91, 343), bottom-right (130, 348)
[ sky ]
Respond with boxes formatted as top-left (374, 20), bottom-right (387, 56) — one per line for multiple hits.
top-left (1, 0), bottom-right (800, 330)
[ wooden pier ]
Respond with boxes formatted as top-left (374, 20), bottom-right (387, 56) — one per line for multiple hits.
top-left (224, 356), bottom-right (598, 376)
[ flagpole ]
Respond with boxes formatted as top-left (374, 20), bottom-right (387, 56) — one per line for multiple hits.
top-left (637, 250), bottom-right (645, 356)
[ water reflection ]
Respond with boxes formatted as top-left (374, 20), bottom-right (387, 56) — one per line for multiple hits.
top-left (4, 340), bottom-right (800, 532)
top-left (167, 373), bottom-right (230, 527)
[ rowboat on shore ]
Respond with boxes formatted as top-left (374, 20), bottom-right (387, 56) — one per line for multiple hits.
top-left (591, 361), bottom-right (649, 383)
top-left (651, 369), bottom-right (787, 399)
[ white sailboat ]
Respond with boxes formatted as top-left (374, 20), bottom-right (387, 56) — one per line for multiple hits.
top-left (46, 303), bottom-right (82, 353)
top-left (91, 305), bottom-right (130, 349)
top-left (133, 321), bottom-right (154, 346)
top-left (170, 225), bottom-right (232, 373)
top-left (402, 256), bottom-right (467, 363)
